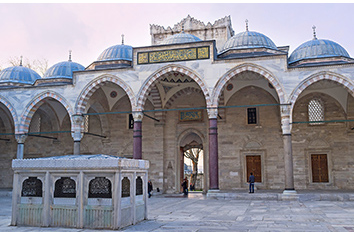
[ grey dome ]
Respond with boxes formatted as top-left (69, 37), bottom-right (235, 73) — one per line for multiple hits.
top-left (43, 60), bottom-right (85, 79)
top-left (0, 66), bottom-right (40, 85)
top-left (162, 33), bottom-right (201, 45)
top-left (289, 38), bottom-right (350, 64)
top-left (220, 30), bottom-right (277, 54)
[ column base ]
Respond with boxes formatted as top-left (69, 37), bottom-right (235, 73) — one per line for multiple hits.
top-left (281, 189), bottom-right (299, 201)
top-left (206, 189), bottom-right (220, 199)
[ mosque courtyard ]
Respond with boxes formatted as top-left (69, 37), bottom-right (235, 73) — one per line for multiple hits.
top-left (1, 190), bottom-right (354, 232)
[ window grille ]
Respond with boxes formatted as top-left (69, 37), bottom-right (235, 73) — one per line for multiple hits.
top-left (247, 108), bottom-right (257, 124)
top-left (308, 99), bottom-right (324, 125)
top-left (84, 115), bottom-right (89, 133)
top-left (30, 115), bottom-right (41, 133)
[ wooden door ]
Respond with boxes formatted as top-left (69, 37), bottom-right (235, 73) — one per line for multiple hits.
top-left (246, 155), bottom-right (262, 182)
top-left (311, 154), bottom-right (329, 182)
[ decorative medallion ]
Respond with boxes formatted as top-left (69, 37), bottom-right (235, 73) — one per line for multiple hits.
top-left (110, 91), bottom-right (117, 98)
top-left (226, 83), bottom-right (234, 91)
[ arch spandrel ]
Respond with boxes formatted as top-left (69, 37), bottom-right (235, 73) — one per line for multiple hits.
top-left (19, 91), bottom-right (74, 134)
top-left (75, 74), bottom-right (136, 115)
top-left (136, 65), bottom-right (212, 111)
top-left (212, 63), bottom-right (286, 107)
top-left (289, 72), bottom-right (354, 122)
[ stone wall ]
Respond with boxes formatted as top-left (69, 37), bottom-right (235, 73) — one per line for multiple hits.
top-left (218, 85), bottom-right (284, 190)
top-left (292, 92), bottom-right (354, 190)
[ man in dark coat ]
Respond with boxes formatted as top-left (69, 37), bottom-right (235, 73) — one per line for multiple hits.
top-left (148, 180), bottom-right (153, 198)
top-left (249, 173), bottom-right (255, 193)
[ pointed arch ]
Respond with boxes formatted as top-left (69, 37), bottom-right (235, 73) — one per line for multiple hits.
top-left (212, 63), bottom-right (286, 106)
top-left (136, 64), bottom-right (212, 110)
top-left (75, 74), bottom-right (136, 114)
top-left (0, 95), bottom-right (18, 132)
top-left (19, 91), bottom-right (74, 134)
top-left (289, 71), bottom-right (354, 122)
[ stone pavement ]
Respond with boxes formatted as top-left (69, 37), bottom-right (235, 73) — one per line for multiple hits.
top-left (1, 190), bottom-right (354, 232)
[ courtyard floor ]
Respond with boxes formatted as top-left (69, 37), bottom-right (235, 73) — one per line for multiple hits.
top-left (1, 190), bottom-right (354, 232)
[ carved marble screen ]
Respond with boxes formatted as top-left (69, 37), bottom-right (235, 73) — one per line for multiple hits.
top-left (21, 177), bottom-right (42, 197)
top-left (136, 176), bottom-right (143, 196)
top-left (88, 177), bottom-right (112, 198)
top-left (122, 177), bottom-right (130, 198)
top-left (54, 177), bottom-right (76, 198)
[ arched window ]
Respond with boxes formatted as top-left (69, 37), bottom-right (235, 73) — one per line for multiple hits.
top-left (88, 177), bottom-right (112, 198)
top-left (121, 177), bottom-right (130, 198)
top-left (54, 177), bottom-right (76, 198)
top-left (21, 177), bottom-right (42, 197)
top-left (84, 115), bottom-right (89, 133)
top-left (308, 98), bottom-right (324, 125)
top-left (136, 176), bottom-right (143, 196)
top-left (30, 114), bottom-right (41, 133)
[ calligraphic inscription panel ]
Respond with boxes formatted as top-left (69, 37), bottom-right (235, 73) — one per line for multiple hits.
top-left (88, 177), bottom-right (112, 198)
top-left (54, 177), bottom-right (76, 198)
top-left (179, 111), bottom-right (203, 122)
top-left (21, 177), bottom-right (42, 197)
top-left (137, 46), bottom-right (210, 64)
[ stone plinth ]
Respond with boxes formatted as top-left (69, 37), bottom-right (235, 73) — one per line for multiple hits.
top-left (11, 154), bottom-right (149, 230)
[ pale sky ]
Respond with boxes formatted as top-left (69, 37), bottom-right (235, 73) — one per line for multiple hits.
top-left (0, 3), bottom-right (353, 71)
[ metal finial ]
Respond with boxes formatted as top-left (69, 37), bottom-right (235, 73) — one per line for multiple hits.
top-left (121, 34), bottom-right (124, 45)
top-left (312, 25), bottom-right (317, 40)
top-left (181, 24), bottom-right (185, 33)
top-left (69, 50), bottom-right (72, 62)
top-left (245, 19), bottom-right (249, 31)
top-left (20, 56), bottom-right (23, 66)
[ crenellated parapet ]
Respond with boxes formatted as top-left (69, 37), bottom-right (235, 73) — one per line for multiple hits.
top-left (150, 15), bottom-right (234, 52)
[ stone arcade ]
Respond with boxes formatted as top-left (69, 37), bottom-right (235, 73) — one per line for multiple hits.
top-left (1, 15), bottom-right (354, 196)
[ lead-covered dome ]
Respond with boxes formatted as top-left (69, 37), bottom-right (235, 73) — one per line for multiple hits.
top-left (43, 60), bottom-right (85, 79)
top-left (97, 44), bottom-right (133, 62)
top-left (289, 38), bottom-right (350, 64)
top-left (0, 65), bottom-right (40, 85)
top-left (162, 32), bottom-right (201, 45)
top-left (220, 30), bottom-right (277, 54)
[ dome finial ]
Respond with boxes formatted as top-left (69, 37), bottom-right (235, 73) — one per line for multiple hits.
top-left (20, 56), bottom-right (23, 66)
top-left (245, 19), bottom-right (249, 31)
top-left (121, 34), bottom-right (124, 45)
top-left (181, 24), bottom-right (185, 33)
top-left (312, 25), bottom-right (317, 40)
top-left (68, 50), bottom-right (72, 62)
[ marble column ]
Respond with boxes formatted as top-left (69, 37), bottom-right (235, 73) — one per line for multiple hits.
top-left (72, 115), bottom-right (84, 155)
top-left (15, 134), bottom-right (27, 159)
top-left (281, 105), bottom-right (296, 193)
top-left (208, 107), bottom-right (219, 190)
top-left (133, 111), bottom-right (143, 160)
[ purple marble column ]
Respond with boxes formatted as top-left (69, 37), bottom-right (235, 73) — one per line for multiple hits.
top-left (209, 118), bottom-right (219, 190)
top-left (133, 121), bottom-right (142, 160)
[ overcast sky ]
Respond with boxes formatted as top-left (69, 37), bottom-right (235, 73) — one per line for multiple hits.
top-left (0, 3), bottom-right (353, 70)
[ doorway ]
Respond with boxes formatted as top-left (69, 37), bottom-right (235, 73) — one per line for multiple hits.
top-left (246, 155), bottom-right (262, 182)
top-left (179, 132), bottom-right (204, 192)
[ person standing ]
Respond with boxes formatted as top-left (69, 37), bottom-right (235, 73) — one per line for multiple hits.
top-left (249, 173), bottom-right (255, 193)
top-left (148, 180), bottom-right (153, 198)
top-left (181, 177), bottom-right (188, 196)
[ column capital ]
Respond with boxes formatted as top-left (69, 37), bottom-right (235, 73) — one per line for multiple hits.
top-left (280, 104), bottom-right (292, 135)
top-left (132, 111), bottom-right (144, 122)
top-left (15, 134), bottom-right (27, 144)
top-left (71, 114), bottom-right (84, 141)
top-left (207, 107), bottom-right (218, 119)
